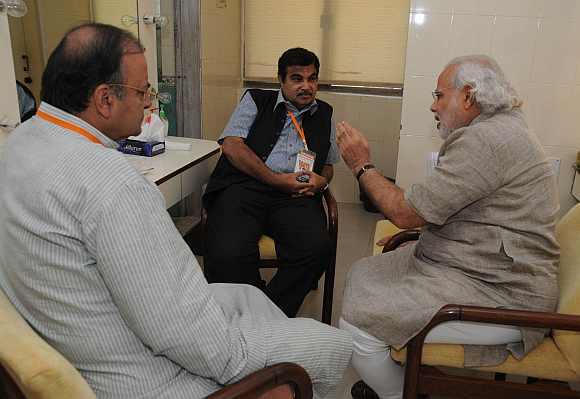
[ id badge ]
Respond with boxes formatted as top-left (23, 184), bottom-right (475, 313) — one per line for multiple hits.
top-left (294, 150), bottom-right (316, 172)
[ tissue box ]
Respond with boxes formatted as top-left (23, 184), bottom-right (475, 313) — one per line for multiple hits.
top-left (118, 139), bottom-right (165, 157)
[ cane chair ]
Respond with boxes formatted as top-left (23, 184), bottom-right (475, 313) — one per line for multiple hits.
top-left (374, 204), bottom-right (580, 399)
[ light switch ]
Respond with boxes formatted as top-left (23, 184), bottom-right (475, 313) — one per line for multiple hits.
top-left (548, 157), bottom-right (561, 179)
top-left (425, 151), bottom-right (438, 177)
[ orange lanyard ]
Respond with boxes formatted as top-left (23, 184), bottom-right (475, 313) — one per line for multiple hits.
top-left (37, 110), bottom-right (103, 146)
top-left (287, 111), bottom-right (309, 151)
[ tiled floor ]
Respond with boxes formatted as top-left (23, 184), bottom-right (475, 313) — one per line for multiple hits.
top-left (206, 202), bottom-right (563, 399)
top-left (290, 203), bottom-right (548, 399)
top-left (295, 202), bottom-right (383, 399)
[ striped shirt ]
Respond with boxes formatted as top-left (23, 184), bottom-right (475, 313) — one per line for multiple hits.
top-left (0, 102), bottom-right (352, 398)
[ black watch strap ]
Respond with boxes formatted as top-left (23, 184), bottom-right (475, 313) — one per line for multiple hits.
top-left (356, 164), bottom-right (376, 181)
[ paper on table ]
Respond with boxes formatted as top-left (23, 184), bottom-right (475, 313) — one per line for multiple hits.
top-left (165, 140), bottom-right (192, 151)
top-left (125, 156), bottom-right (155, 175)
top-left (165, 136), bottom-right (195, 151)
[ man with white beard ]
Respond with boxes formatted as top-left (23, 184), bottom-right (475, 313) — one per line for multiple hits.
top-left (335, 55), bottom-right (560, 399)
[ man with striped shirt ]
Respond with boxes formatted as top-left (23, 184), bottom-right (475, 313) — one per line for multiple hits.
top-left (0, 23), bottom-right (351, 398)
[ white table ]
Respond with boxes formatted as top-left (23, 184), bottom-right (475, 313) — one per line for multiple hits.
top-left (1, 131), bottom-right (220, 209)
top-left (124, 137), bottom-right (219, 208)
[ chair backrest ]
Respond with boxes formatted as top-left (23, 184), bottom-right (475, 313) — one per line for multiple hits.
top-left (0, 289), bottom-right (96, 399)
top-left (553, 203), bottom-right (580, 374)
top-left (15, 81), bottom-right (37, 123)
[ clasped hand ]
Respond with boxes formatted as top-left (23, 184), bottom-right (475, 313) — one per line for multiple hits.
top-left (275, 171), bottom-right (327, 196)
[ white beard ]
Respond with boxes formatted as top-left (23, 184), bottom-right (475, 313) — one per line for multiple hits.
top-left (435, 96), bottom-right (459, 140)
top-left (437, 125), bottom-right (453, 140)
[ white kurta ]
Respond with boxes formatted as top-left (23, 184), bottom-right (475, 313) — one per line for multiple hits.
top-left (0, 102), bottom-right (352, 398)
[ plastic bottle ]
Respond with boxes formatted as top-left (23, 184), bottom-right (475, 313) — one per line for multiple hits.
top-left (159, 104), bottom-right (169, 137)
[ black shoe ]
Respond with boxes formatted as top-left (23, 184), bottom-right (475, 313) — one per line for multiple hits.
top-left (351, 380), bottom-right (380, 399)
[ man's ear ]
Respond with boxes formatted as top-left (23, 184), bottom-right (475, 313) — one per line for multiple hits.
top-left (92, 84), bottom-right (115, 118)
top-left (463, 86), bottom-right (476, 110)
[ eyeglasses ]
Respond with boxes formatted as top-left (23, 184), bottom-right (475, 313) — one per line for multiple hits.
top-left (431, 90), bottom-right (443, 101)
top-left (432, 85), bottom-right (468, 101)
top-left (109, 83), bottom-right (171, 104)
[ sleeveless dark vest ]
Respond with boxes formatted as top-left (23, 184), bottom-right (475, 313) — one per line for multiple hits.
top-left (203, 89), bottom-right (333, 207)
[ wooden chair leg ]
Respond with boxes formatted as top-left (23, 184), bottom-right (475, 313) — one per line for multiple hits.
top-left (321, 258), bottom-right (335, 325)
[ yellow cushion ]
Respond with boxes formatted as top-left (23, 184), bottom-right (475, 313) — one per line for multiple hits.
top-left (553, 204), bottom-right (580, 375)
top-left (391, 337), bottom-right (579, 382)
top-left (373, 220), bottom-right (402, 256)
top-left (259, 235), bottom-right (277, 260)
top-left (0, 289), bottom-right (95, 399)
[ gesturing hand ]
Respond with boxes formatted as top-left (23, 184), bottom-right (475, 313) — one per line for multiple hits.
top-left (336, 121), bottom-right (371, 175)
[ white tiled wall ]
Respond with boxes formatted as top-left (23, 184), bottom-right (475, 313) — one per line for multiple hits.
top-left (397, 0), bottom-right (580, 214)
top-left (317, 92), bottom-right (402, 203)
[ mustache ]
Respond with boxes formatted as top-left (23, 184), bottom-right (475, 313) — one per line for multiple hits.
top-left (297, 91), bottom-right (313, 96)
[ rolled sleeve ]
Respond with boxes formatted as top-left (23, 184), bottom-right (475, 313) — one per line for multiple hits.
top-left (218, 91), bottom-right (258, 144)
top-left (405, 127), bottom-right (501, 225)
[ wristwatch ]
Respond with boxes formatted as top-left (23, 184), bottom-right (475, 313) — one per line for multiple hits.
top-left (356, 164), bottom-right (376, 181)
top-left (320, 182), bottom-right (329, 192)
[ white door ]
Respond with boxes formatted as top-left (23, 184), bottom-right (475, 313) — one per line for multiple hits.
top-left (1, 14), bottom-right (20, 126)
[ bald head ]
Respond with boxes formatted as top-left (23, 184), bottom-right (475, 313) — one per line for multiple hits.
top-left (41, 23), bottom-right (143, 114)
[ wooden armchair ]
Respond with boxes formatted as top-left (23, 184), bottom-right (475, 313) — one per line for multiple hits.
top-left (206, 363), bottom-right (312, 399)
top-left (202, 189), bottom-right (338, 325)
top-left (0, 288), bottom-right (312, 399)
top-left (374, 203), bottom-right (580, 399)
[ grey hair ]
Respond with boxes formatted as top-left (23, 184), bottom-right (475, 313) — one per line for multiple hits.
top-left (446, 55), bottom-right (522, 115)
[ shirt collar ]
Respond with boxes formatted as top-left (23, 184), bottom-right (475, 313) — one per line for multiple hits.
top-left (38, 102), bottom-right (118, 149)
top-left (274, 90), bottom-right (318, 116)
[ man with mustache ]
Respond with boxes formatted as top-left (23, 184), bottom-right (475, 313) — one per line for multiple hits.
top-left (203, 47), bottom-right (338, 317)
top-left (0, 26), bottom-right (352, 398)
top-left (336, 55), bottom-right (559, 399)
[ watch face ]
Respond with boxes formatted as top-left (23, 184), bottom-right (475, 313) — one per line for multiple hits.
top-left (357, 164), bottom-right (375, 180)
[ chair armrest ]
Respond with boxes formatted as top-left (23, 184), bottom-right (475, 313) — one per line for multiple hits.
top-left (322, 188), bottom-right (338, 242)
top-left (206, 362), bottom-right (313, 399)
top-left (382, 230), bottom-right (421, 253)
top-left (402, 304), bottom-right (580, 399)
top-left (0, 365), bottom-right (26, 399)
top-left (422, 304), bottom-right (580, 332)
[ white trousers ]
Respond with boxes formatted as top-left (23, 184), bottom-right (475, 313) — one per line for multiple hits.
top-left (339, 317), bottom-right (521, 399)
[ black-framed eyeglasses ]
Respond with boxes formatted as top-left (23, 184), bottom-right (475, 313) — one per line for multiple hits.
top-left (109, 83), bottom-right (171, 104)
